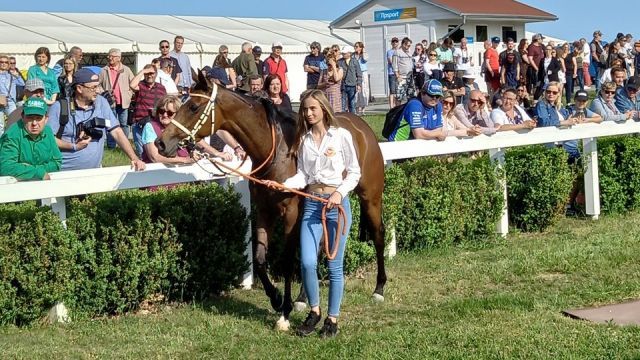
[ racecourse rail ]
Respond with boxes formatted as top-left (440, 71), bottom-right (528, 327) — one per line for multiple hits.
top-left (3, 120), bottom-right (640, 288)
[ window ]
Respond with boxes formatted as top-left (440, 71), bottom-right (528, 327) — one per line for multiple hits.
top-left (502, 26), bottom-right (516, 42)
top-left (447, 25), bottom-right (465, 43)
top-left (476, 26), bottom-right (487, 42)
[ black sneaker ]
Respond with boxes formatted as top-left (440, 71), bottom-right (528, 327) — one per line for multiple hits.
top-left (296, 311), bottom-right (321, 337)
top-left (319, 317), bottom-right (338, 338)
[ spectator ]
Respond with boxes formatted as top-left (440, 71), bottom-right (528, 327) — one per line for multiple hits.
top-left (232, 42), bottom-right (259, 92)
top-left (141, 95), bottom-right (231, 164)
top-left (601, 60), bottom-right (626, 85)
top-left (590, 30), bottom-right (606, 92)
top-left (580, 38), bottom-right (592, 87)
top-left (210, 55), bottom-right (237, 90)
top-left (27, 47), bottom-right (59, 105)
top-left (484, 38), bottom-right (501, 95)
top-left (555, 46), bottom-right (568, 99)
top-left (303, 41), bottom-right (324, 90)
top-left (388, 79), bottom-right (446, 141)
top-left (499, 38), bottom-right (521, 66)
top-left (353, 41), bottom-right (369, 115)
top-left (392, 37), bottom-right (414, 104)
top-left (47, 68), bottom-right (145, 171)
top-left (412, 42), bottom-right (427, 92)
top-left (155, 40), bottom-right (182, 85)
top-left (247, 74), bottom-right (264, 96)
top-left (169, 36), bottom-right (193, 97)
top-left (614, 75), bottom-right (640, 116)
top-left (436, 38), bottom-right (454, 65)
top-left (53, 46), bottom-right (82, 78)
top-left (634, 41), bottom-right (640, 76)
top-left (8, 57), bottom-right (26, 102)
top-left (5, 79), bottom-right (46, 130)
top-left (387, 37), bottom-right (400, 108)
top-left (130, 65), bottom-right (167, 156)
top-left (454, 37), bottom-right (474, 78)
top-left (500, 51), bottom-right (520, 89)
top-left (338, 46), bottom-right (362, 113)
top-left (157, 59), bottom-right (180, 95)
top-left (263, 42), bottom-right (289, 94)
top-left (441, 63), bottom-right (465, 104)
top-left (0, 97), bottom-right (61, 180)
top-left (0, 55), bottom-right (19, 135)
top-left (454, 89), bottom-right (495, 134)
top-left (535, 81), bottom-right (580, 162)
top-left (318, 51), bottom-right (343, 113)
top-left (57, 55), bottom-right (77, 100)
top-left (252, 46), bottom-right (264, 77)
top-left (518, 38), bottom-right (530, 88)
top-left (490, 88), bottom-right (537, 131)
top-left (527, 34), bottom-right (545, 95)
top-left (424, 49), bottom-right (443, 81)
top-left (590, 81), bottom-right (636, 121)
top-left (461, 70), bottom-right (479, 105)
top-left (441, 91), bottom-right (481, 137)
top-left (264, 74), bottom-right (292, 112)
top-left (99, 48), bottom-right (135, 149)
top-left (565, 42), bottom-right (580, 104)
top-left (568, 90), bottom-right (603, 124)
top-left (515, 85), bottom-right (534, 114)
top-left (536, 44), bottom-right (562, 99)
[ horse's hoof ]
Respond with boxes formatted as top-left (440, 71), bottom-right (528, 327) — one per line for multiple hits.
top-left (372, 293), bottom-right (385, 303)
top-left (275, 315), bottom-right (290, 331)
top-left (293, 301), bottom-right (307, 312)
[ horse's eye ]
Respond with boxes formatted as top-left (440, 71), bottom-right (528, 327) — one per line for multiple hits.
top-left (189, 104), bottom-right (200, 113)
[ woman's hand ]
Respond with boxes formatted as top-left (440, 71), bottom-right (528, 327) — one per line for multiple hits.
top-left (522, 120), bottom-right (537, 129)
top-left (263, 180), bottom-right (286, 191)
top-left (326, 191), bottom-right (343, 209)
top-left (218, 151), bottom-right (233, 161)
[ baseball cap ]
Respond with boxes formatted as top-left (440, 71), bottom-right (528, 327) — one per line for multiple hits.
top-left (73, 68), bottom-right (99, 85)
top-left (272, 42), bottom-right (283, 48)
top-left (23, 97), bottom-right (48, 116)
top-left (626, 76), bottom-right (640, 91)
top-left (341, 45), bottom-right (355, 53)
top-left (462, 69), bottom-right (475, 79)
top-left (574, 90), bottom-right (589, 101)
top-left (391, 37), bottom-right (399, 43)
top-left (252, 45), bottom-right (262, 54)
top-left (422, 79), bottom-right (443, 97)
top-left (24, 78), bottom-right (45, 92)
top-left (491, 36), bottom-right (501, 43)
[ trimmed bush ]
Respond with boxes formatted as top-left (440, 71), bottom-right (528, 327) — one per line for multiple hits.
top-left (0, 203), bottom-right (75, 326)
top-left (505, 146), bottom-right (573, 232)
top-left (395, 155), bottom-right (503, 250)
top-left (598, 136), bottom-right (640, 213)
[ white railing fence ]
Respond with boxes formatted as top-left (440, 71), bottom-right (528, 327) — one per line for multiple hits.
top-left (2, 120), bottom-right (640, 288)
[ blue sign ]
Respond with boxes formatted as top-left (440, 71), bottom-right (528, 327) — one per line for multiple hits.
top-left (374, 7), bottom-right (417, 22)
top-left (466, 36), bottom-right (474, 44)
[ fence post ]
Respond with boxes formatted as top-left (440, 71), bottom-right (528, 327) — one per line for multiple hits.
top-left (383, 159), bottom-right (397, 258)
top-left (40, 197), bottom-right (67, 228)
top-left (229, 176), bottom-right (254, 290)
top-left (583, 137), bottom-right (600, 220)
top-left (489, 148), bottom-right (508, 237)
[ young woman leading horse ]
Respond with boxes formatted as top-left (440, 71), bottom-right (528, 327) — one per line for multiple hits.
top-left (155, 72), bottom-right (386, 333)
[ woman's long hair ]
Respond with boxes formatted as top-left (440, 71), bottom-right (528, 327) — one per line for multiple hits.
top-left (540, 81), bottom-right (563, 109)
top-left (62, 55), bottom-right (77, 76)
top-left (293, 89), bottom-right (337, 151)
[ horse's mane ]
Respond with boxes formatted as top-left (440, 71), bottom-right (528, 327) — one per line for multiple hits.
top-left (222, 87), bottom-right (297, 129)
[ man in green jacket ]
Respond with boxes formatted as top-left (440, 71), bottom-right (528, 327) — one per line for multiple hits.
top-left (232, 42), bottom-right (259, 92)
top-left (0, 97), bottom-right (61, 180)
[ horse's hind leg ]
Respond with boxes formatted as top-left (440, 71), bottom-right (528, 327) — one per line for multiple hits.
top-left (361, 194), bottom-right (387, 302)
top-left (275, 200), bottom-right (300, 331)
top-left (254, 210), bottom-right (284, 313)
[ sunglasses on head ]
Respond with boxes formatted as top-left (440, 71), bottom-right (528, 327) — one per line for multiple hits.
top-left (158, 109), bottom-right (175, 117)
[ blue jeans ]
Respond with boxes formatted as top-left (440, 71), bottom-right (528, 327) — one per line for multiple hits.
top-left (131, 121), bottom-right (145, 157)
top-left (107, 105), bottom-right (129, 148)
top-left (341, 85), bottom-right (357, 113)
top-left (300, 193), bottom-right (351, 318)
top-left (565, 75), bottom-right (575, 104)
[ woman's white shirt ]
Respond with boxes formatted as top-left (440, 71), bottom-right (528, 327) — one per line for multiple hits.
top-left (282, 126), bottom-right (361, 198)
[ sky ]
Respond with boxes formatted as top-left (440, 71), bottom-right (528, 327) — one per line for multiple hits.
top-left (0, 0), bottom-right (636, 42)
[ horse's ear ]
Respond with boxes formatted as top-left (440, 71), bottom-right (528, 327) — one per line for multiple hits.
top-left (193, 69), bottom-right (210, 92)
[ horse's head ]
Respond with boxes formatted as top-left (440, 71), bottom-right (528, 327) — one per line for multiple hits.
top-left (156, 71), bottom-right (222, 157)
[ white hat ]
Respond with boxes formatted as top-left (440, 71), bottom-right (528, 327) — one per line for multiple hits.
top-left (272, 42), bottom-right (283, 48)
top-left (462, 69), bottom-right (475, 79)
top-left (341, 45), bottom-right (355, 53)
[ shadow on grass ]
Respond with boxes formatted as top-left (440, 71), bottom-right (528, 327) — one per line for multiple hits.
top-left (193, 292), bottom-right (278, 328)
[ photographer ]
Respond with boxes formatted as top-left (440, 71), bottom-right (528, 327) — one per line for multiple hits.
top-left (47, 68), bottom-right (145, 171)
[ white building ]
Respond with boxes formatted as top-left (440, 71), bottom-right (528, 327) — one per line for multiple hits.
top-left (330, 0), bottom-right (557, 98)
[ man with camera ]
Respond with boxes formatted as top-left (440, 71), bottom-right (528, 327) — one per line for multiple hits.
top-left (47, 68), bottom-right (145, 171)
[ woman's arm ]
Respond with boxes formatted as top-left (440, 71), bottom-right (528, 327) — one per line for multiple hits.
top-left (144, 141), bottom-right (193, 164)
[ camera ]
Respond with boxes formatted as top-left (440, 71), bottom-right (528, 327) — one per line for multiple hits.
top-left (77, 117), bottom-right (107, 140)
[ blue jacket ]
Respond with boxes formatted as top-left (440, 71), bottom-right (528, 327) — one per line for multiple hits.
top-left (589, 96), bottom-right (628, 122)
top-left (614, 87), bottom-right (640, 113)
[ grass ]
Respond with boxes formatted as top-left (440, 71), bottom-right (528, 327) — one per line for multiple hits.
top-left (3, 212), bottom-right (640, 358)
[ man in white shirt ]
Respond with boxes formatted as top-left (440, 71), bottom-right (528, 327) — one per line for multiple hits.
top-left (454, 37), bottom-right (474, 78)
top-left (580, 38), bottom-right (592, 88)
top-left (156, 59), bottom-right (179, 95)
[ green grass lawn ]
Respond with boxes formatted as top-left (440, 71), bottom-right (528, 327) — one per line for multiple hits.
top-left (3, 212), bottom-right (640, 358)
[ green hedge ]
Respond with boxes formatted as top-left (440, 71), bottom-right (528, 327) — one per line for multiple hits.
top-left (505, 146), bottom-right (574, 232)
top-left (393, 155), bottom-right (504, 250)
top-left (598, 136), bottom-right (640, 213)
top-left (0, 183), bottom-right (249, 326)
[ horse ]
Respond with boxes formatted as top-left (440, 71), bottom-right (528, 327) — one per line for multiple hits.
top-left (156, 73), bottom-right (387, 330)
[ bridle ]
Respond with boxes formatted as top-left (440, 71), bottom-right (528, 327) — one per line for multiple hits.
top-left (170, 82), bottom-right (277, 176)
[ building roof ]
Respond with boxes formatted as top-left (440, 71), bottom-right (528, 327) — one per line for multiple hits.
top-left (430, 0), bottom-right (556, 20)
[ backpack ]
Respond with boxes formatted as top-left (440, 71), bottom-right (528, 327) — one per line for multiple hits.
top-left (382, 101), bottom-right (410, 140)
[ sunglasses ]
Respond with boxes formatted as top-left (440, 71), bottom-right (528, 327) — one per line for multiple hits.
top-left (604, 90), bottom-right (616, 95)
top-left (545, 90), bottom-right (559, 95)
top-left (426, 94), bottom-right (441, 99)
top-left (0, 61), bottom-right (7, 64)
top-left (9, 62), bottom-right (15, 65)
top-left (517, 89), bottom-right (525, 92)
top-left (470, 98), bottom-right (484, 104)
top-left (158, 109), bottom-right (175, 117)
top-left (160, 45), bottom-right (170, 49)
top-left (429, 53), bottom-right (437, 56)
top-left (442, 100), bottom-right (454, 106)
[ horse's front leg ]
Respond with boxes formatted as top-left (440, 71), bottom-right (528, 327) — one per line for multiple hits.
top-left (275, 198), bottom-right (301, 331)
top-left (254, 211), bottom-right (284, 314)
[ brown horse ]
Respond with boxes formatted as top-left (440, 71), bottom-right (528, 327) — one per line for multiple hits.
top-left (156, 74), bottom-right (386, 329)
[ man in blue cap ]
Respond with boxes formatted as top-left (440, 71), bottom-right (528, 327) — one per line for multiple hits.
top-left (388, 79), bottom-right (446, 141)
top-left (0, 97), bottom-right (61, 180)
top-left (47, 68), bottom-right (145, 171)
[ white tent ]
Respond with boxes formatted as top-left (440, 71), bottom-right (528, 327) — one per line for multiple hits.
top-left (0, 12), bottom-right (359, 102)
